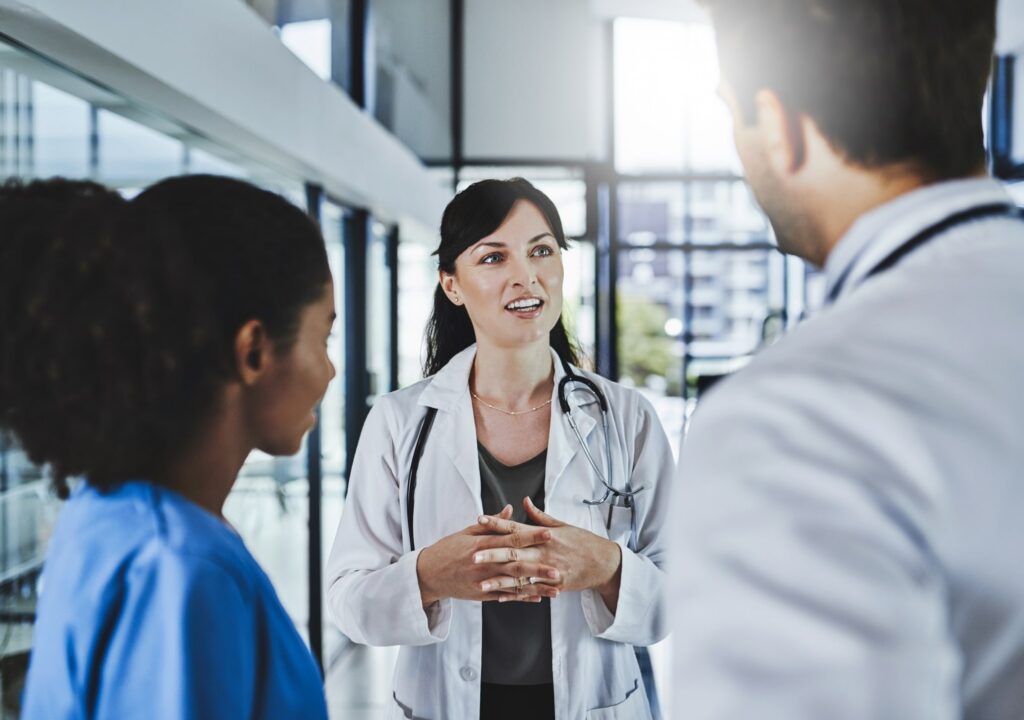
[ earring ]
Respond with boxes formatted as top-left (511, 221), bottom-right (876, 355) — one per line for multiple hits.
top-left (452, 294), bottom-right (461, 305)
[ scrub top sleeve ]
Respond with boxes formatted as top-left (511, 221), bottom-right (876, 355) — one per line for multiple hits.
top-left (583, 394), bottom-right (673, 646)
top-left (670, 373), bottom-right (955, 720)
top-left (97, 548), bottom-right (257, 719)
top-left (326, 399), bottom-right (453, 647)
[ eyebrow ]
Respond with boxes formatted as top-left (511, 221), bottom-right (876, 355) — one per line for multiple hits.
top-left (473, 232), bottom-right (555, 250)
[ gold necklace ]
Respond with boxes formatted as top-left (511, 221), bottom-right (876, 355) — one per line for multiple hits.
top-left (471, 391), bottom-right (553, 416)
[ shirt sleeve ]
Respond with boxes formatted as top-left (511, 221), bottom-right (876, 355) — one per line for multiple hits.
top-left (669, 367), bottom-right (960, 720)
top-left (582, 393), bottom-right (674, 646)
top-left (95, 547), bottom-right (257, 719)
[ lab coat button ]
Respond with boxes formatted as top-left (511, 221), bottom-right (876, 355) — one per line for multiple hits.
top-left (459, 666), bottom-right (478, 682)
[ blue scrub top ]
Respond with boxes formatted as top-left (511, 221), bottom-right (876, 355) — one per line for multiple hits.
top-left (21, 480), bottom-right (328, 720)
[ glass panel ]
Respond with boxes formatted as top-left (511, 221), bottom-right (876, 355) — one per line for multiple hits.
top-left (398, 220), bottom-right (439, 388)
top-left (686, 249), bottom-right (774, 358)
top-left (367, 220), bottom-right (393, 397)
top-left (616, 249), bottom-right (686, 455)
top-left (372, 0), bottom-right (452, 161)
top-left (614, 19), bottom-right (686, 174)
top-left (563, 241), bottom-right (597, 364)
top-left (619, 183), bottom-right (685, 245)
top-left (97, 110), bottom-right (184, 186)
top-left (319, 199), bottom-right (347, 666)
top-left (614, 19), bottom-right (740, 174)
top-left (457, 166), bottom-right (587, 239)
top-left (320, 201), bottom-right (348, 481)
top-left (689, 181), bottom-right (770, 245)
top-left (29, 81), bottom-right (90, 178)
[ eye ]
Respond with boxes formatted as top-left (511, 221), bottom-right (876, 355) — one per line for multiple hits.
top-left (531, 244), bottom-right (555, 257)
top-left (481, 252), bottom-right (504, 265)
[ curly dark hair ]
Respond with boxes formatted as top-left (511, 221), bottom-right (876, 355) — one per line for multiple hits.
top-left (0, 175), bottom-right (330, 498)
top-left (423, 177), bottom-right (579, 377)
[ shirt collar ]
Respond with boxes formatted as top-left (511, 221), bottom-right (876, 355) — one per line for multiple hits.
top-left (417, 344), bottom-right (590, 412)
top-left (824, 176), bottom-right (1014, 303)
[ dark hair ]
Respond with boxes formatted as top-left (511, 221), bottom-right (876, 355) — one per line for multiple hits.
top-left (423, 178), bottom-right (579, 376)
top-left (0, 175), bottom-right (330, 498)
top-left (700, 0), bottom-right (996, 180)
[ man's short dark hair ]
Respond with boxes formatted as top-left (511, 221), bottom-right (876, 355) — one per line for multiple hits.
top-left (700, 0), bottom-right (997, 181)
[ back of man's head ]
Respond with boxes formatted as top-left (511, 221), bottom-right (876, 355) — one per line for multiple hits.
top-left (701, 0), bottom-right (997, 181)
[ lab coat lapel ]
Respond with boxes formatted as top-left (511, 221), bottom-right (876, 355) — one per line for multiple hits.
top-left (417, 346), bottom-right (481, 507)
top-left (546, 352), bottom-right (599, 500)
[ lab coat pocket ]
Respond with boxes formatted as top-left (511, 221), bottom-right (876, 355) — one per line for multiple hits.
top-left (389, 693), bottom-right (430, 720)
top-left (585, 678), bottom-right (649, 720)
top-left (590, 502), bottom-right (633, 546)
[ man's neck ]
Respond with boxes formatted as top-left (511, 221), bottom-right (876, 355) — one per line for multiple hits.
top-left (811, 166), bottom-right (989, 267)
top-left (811, 168), bottom-right (930, 267)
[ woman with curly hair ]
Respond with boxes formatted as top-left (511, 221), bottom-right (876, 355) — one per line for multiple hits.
top-left (0, 175), bottom-right (335, 719)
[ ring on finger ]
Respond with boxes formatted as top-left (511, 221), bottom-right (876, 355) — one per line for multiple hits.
top-left (528, 576), bottom-right (538, 586)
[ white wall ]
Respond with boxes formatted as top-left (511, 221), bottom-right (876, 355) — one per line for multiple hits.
top-left (463, 0), bottom-right (607, 161)
top-left (0, 0), bottom-right (448, 227)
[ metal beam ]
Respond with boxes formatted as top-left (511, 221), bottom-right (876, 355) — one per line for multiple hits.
top-left (304, 182), bottom-right (325, 675)
top-left (343, 208), bottom-right (371, 487)
top-left (387, 223), bottom-right (400, 391)
top-left (450, 0), bottom-right (464, 190)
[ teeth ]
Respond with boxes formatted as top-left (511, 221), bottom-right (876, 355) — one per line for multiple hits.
top-left (506, 298), bottom-right (542, 310)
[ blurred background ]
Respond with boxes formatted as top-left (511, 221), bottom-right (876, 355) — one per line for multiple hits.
top-left (0, 0), bottom-right (1022, 717)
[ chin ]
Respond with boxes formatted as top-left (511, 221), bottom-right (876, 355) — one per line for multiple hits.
top-left (262, 434), bottom-right (305, 457)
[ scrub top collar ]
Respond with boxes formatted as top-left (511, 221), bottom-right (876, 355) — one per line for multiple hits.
top-left (824, 176), bottom-right (1014, 304)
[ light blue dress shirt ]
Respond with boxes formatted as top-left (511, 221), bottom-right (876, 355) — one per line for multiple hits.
top-left (671, 178), bottom-right (1024, 719)
top-left (21, 480), bottom-right (328, 720)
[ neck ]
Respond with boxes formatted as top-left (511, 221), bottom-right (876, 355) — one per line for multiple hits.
top-left (471, 339), bottom-right (554, 410)
top-left (153, 395), bottom-right (249, 518)
top-left (811, 165), bottom-right (988, 267)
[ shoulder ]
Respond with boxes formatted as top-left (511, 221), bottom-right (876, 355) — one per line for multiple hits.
top-left (365, 377), bottom-right (435, 439)
top-left (681, 307), bottom-right (918, 478)
top-left (134, 483), bottom-right (258, 597)
top-left (43, 482), bottom-right (256, 618)
top-left (571, 367), bottom-right (655, 413)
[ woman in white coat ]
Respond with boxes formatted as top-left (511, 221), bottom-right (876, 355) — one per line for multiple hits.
top-left (326, 178), bottom-right (673, 720)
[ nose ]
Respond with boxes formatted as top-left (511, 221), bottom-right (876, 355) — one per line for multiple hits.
top-left (509, 252), bottom-right (538, 288)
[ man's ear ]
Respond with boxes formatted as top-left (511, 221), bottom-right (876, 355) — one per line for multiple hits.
top-left (235, 319), bottom-right (270, 385)
top-left (439, 271), bottom-right (461, 306)
top-left (753, 88), bottom-right (807, 175)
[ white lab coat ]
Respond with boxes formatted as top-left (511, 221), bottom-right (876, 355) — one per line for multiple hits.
top-left (327, 345), bottom-right (673, 720)
top-left (670, 178), bottom-right (1024, 719)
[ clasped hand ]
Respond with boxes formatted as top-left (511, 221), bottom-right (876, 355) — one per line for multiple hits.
top-left (417, 496), bottom-right (621, 608)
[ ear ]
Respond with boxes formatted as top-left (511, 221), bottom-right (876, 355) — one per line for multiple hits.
top-left (234, 319), bottom-right (271, 385)
top-left (753, 89), bottom-right (807, 175)
top-left (439, 270), bottom-right (462, 306)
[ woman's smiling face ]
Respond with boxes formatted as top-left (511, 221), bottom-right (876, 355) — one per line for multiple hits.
top-left (440, 199), bottom-right (564, 351)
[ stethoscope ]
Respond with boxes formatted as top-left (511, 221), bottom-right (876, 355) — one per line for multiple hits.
top-left (827, 201), bottom-right (1024, 304)
top-left (405, 357), bottom-right (644, 551)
